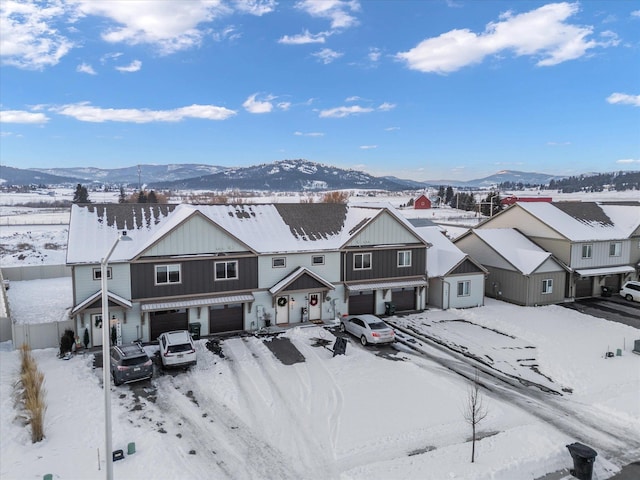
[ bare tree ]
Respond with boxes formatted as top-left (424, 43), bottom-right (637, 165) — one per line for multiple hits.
top-left (463, 369), bottom-right (489, 463)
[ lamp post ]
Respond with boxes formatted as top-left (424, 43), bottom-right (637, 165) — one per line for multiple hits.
top-left (101, 231), bottom-right (132, 480)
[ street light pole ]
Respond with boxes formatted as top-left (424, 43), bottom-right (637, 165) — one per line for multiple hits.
top-left (101, 231), bottom-right (132, 480)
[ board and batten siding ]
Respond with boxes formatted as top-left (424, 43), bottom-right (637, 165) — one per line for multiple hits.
top-left (142, 214), bottom-right (247, 257)
top-left (347, 211), bottom-right (422, 247)
top-left (130, 256), bottom-right (258, 300)
top-left (527, 237), bottom-right (571, 265)
top-left (479, 206), bottom-right (564, 240)
top-left (570, 239), bottom-right (631, 269)
top-left (485, 267), bottom-right (565, 306)
top-left (342, 247), bottom-right (426, 282)
top-left (448, 274), bottom-right (485, 308)
top-left (257, 252), bottom-right (340, 288)
top-left (72, 263), bottom-right (132, 305)
top-left (454, 236), bottom-right (516, 272)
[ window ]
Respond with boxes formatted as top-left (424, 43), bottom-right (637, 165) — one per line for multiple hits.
top-left (609, 242), bottom-right (621, 257)
top-left (312, 255), bottom-right (325, 266)
top-left (353, 253), bottom-right (371, 270)
top-left (457, 280), bottom-right (470, 297)
top-left (272, 257), bottom-right (286, 268)
top-left (155, 264), bottom-right (181, 285)
top-left (397, 250), bottom-right (412, 267)
top-left (542, 279), bottom-right (553, 294)
top-left (581, 244), bottom-right (592, 259)
top-left (93, 267), bottom-right (112, 280)
top-left (215, 260), bottom-right (238, 280)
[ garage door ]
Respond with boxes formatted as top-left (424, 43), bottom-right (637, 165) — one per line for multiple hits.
top-left (150, 309), bottom-right (188, 341)
top-left (348, 291), bottom-right (375, 315)
top-left (209, 304), bottom-right (244, 334)
top-left (392, 288), bottom-right (415, 311)
top-left (575, 277), bottom-right (593, 298)
top-left (603, 275), bottom-right (621, 292)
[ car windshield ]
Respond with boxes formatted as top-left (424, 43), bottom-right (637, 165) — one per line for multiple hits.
top-left (369, 322), bottom-right (389, 330)
top-left (168, 343), bottom-right (193, 354)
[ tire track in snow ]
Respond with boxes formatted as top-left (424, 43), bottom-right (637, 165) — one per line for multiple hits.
top-left (156, 370), bottom-right (303, 480)
top-left (232, 336), bottom-right (341, 479)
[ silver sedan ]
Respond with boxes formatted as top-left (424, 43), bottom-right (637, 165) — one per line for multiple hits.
top-left (340, 314), bottom-right (396, 346)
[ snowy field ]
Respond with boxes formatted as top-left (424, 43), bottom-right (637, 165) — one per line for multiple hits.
top-left (1, 188), bottom-right (639, 479)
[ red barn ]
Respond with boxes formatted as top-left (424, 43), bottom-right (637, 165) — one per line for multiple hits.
top-left (414, 194), bottom-right (432, 209)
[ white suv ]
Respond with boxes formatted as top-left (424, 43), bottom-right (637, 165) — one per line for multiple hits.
top-left (620, 281), bottom-right (640, 302)
top-left (158, 330), bottom-right (197, 368)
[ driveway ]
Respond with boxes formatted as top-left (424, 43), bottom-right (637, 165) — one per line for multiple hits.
top-left (560, 295), bottom-right (640, 329)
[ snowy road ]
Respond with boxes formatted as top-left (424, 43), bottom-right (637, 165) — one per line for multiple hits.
top-left (386, 321), bottom-right (640, 467)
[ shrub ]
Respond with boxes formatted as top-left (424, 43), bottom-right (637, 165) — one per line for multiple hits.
top-left (59, 329), bottom-right (75, 357)
top-left (18, 345), bottom-right (47, 443)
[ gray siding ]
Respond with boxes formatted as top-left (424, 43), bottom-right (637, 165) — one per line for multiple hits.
top-left (131, 256), bottom-right (258, 300)
top-left (485, 267), bottom-right (565, 306)
top-left (342, 247), bottom-right (426, 282)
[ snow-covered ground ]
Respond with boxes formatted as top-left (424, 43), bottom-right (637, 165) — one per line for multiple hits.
top-left (1, 189), bottom-right (639, 479)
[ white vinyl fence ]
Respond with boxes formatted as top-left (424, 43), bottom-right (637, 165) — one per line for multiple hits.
top-left (11, 320), bottom-right (75, 351)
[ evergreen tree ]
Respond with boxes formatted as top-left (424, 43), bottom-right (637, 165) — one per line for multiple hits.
top-left (147, 190), bottom-right (158, 203)
top-left (118, 186), bottom-right (127, 203)
top-left (137, 190), bottom-right (148, 203)
top-left (72, 184), bottom-right (90, 204)
top-left (445, 186), bottom-right (454, 204)
top-left (480, 191), bottom-right (503, 217)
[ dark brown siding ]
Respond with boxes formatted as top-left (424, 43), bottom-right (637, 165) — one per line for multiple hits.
top-left (131, 257), bottom-right (258, 300)
top-left (285, 274), bottom-right (329, 292)
top-left (451, 259), bottom-right (484, 275)
top-left (342, 247), bottom-right (426, 282)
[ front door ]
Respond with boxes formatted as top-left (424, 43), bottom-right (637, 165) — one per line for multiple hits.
top-left (276, 295), bottom-right (289, 324)
top-left (91, 313), bottom-right (103, 347)
top-left (308, 292), bottom-right (321, 321)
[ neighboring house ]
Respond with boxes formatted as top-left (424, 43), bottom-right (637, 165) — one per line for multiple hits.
top-left (475, 201), bottom-right (640, 298)
top-left (67, 203), bottom-right (430, 347)
top-left (501, 196), bottom-right (552, 206)
top-left (414, 194), bottom-right (432, 209)
top-left (409, 222), bottom-right (487, 309)
top-left (455, 228), bottom-right (569, 306)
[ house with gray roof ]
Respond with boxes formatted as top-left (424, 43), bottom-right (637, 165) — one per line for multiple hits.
top-left (455, 228), bottom-right (569, 306)
top-left (474, 201), bottom-right (640, 299)
top-left (409, 222), bottom-right (488, 309)
top-left (67, 202), bottom-right (430, 346)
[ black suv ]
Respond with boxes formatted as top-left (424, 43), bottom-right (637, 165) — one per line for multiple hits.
top-left (110, 343), bottom-right (153, 385)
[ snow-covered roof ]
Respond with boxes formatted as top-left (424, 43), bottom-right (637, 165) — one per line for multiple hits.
top-left (470, 228), bottom-right (555, 275)
top-left (412, 226), bottom-right (467, 277)
top-left (515, 201), bottom-right (640, 241)
top-left (67, 203), bottom-right (419, 264)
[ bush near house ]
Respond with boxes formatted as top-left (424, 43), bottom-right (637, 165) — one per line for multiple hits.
top-left (18, 345), bottom-right (47, 443)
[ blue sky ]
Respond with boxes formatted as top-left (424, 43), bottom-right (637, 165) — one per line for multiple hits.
top-left (1, 0), bottom-right (639, 182)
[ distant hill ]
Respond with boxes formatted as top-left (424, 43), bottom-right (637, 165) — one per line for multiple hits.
top-left (153, 159), bottom-right (407, 191)
top-left (2, 161), bottom-right (629, 192)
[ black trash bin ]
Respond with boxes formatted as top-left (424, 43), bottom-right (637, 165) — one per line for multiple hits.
top-left (566, 442), bottom-right (597, 480)
top-left (601, 286), bottom-right (612, 297)
top-left (385, 302), bottom-right (396, 315)
top-left (188, 322), bottom-right (201, 340)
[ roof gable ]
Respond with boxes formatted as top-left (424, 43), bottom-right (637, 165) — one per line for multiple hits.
top-left (345, 209), bottom-right (425, 248)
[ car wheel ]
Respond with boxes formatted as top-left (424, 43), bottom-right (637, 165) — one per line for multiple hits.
top-left (339, 323), bottom-right (346, 333)
top-left (360, 335), bottom-right (368, 346)
top-left (626, 294), bottom-right (634, 302)
top-left (112, 370), bottom-right (121, 386)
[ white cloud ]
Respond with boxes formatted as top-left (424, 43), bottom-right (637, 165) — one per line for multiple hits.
top-left (385, 126), bottom-right (400, 131)
top-left (377, 102), bottom-right (395, 111)
top-left (616, 158), bottom-right (640, 164)
top-left (319, 105), bottom-right (373, 118)
top-left (232, 0), bottom-right (276, 16)
top-left (277, 102), bottom-right (291, 111)
top-left (1, 0), bottom-right (74, 70)
top-left (74, 0), bottom-right (229, 55)
top-left (631, 10), bottom-right (640, 18)
top-left (77, 62), bottom-right (96, 75)
top-left (396, 2), bottom-right (615, 74)
top-left (0, 109), bottom-right (49, 124)
top-left (54, 102), bottom-right (236, 123)
top-left (115, 59), bottom-right (141, 72)
top-left (295, 0), bottom-right (360, 30)
top-left (212, 25), bottom-right (241, 42)
top-left (278, 30), bottom-right (326, 45)
top-left (606, 92), bottom-right (640, 107)
top-left (313, 48), bottom-right (342, 64)
top-left (546, 141), bottom-right (571, 146)
top-left (368, 47), bottom-right (381, 62)
top-left (359, 145), bottom-right (377, 150)
top-left (243, 93), bottom-right (275, 113)
top-left (294, 131), bottom-right (324, 137)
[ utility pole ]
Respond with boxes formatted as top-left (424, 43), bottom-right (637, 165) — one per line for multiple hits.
top-left (137, 165), bottom-right (141, 191)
